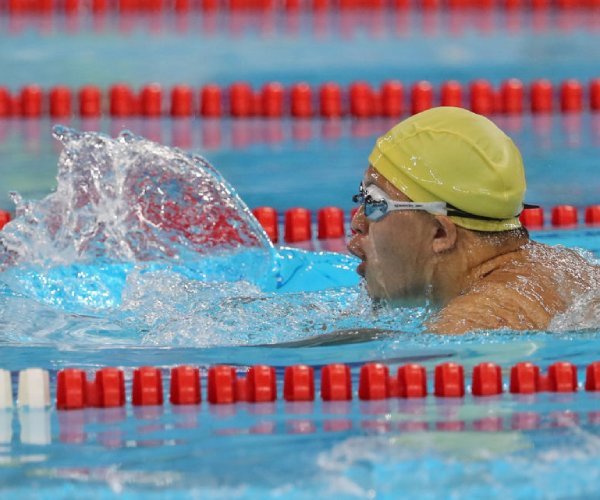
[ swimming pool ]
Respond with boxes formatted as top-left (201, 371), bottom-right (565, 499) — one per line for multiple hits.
top-left (3, 4), bottom-right (600, 498)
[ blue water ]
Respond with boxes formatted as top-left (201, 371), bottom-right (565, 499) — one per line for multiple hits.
top-left (3, 7), bottom-right (600, 499)
top-left (1, 123), bottom-right (600, 498)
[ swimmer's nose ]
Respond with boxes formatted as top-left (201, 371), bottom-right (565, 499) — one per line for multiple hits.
top-left (350, 206), bottom-right (367, 235)
top-left (347, 207), bottom-right (367, 257)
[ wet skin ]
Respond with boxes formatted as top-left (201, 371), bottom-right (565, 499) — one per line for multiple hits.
top-left (347, 167), bottom-right (600, 334)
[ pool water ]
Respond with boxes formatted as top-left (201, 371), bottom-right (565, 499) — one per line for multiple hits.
top-left (2, 123), bottom-right (600, 498)
top-left (3, 6), bottom-right (600, 499)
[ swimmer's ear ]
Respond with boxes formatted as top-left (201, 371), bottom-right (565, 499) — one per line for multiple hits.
top-left (431, 216), bottom-right (457, 254)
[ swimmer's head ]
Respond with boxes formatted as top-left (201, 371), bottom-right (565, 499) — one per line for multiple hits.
top-left (368, 106), bottom-right (527, 232)
top-left (348, 107), bottom-right (531, 306)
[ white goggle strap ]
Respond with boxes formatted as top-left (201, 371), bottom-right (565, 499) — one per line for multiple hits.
top-left (387, 201), bottom-right (448, 216)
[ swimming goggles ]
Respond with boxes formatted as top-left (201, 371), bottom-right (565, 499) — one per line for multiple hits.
top-left (352, 182), bottom-right (536, 223)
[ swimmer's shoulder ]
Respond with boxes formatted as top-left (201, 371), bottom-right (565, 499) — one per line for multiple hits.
top-left (428, 278), bottom-right (552, 334)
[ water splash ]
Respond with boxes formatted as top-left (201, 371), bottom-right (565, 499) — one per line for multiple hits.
top-left (0, 127), bottom-right (383, 346)
top-left (0, 126), bottom-right (274, 270)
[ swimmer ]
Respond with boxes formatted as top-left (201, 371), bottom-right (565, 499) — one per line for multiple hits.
top-left (347, 106), bottom-right (600, 334)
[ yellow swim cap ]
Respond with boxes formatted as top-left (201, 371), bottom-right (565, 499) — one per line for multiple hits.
top-left (368, 106), bottom-right (527, 232)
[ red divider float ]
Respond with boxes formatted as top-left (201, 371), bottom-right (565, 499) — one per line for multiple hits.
top-left (290, 82), bottom-right (313, 118)
top-left (510, 362), bottom-right (540, 394)
top-left (79, 85), bottom-right (102, 118)
top-left (0, 87), bottom-right (12, 117)
top-left (397, 364), bottom-right (428, 398)
top-left (170, 365), bottom-right (201, 405)
top-left (585, 362), bottom-right (600, 391)
top-left (411, 80), bottom-right (433, 115)
top-left (434, 362), bottom-right (465, 397)
top-left (20, 84), bottom-right (43, 118)
top-left (319, 82), bottom-right (343, 118)
top-left (548, 361), bottom-right (577, 392)
top-left (381, 80), bottom-right (403, 117)
top-left (247, 365), bottom-right (277, 402)
top-left (93, 368), bottom-right (126, 408)
top-left (170, 84), bottom-right (194, 117)
top-left (470, 79), bottom-right (495, 115)
top-left (109, 83), bottom-right (137, 117)
top-left (252, 207), bottom-right (279, 242)
top-left (200, 84), bottom-right (223, 117)
top-left (284, 365), bottom-right (315, 402)
top-left (472, 362), bottom-right (503, 396)
top-left (500, 78), bottom-right (524, 115)
top-left (530, 79), bottom-right (553, 113)
top-left (5, 0), bottom-right (600, 10)
top-left (349, 81), bottom-right (375, 118)
top-left (0, 211), bottom-right (11, 230)
top-left (50, 86), bottom-right (72, 118)
top-left (40, 359), bottom-right (600, 411)
top-left (56, 369), bottom-right (87, 410)
top-left (140, 84), bottom-right (163, 117)
top-left (358, 362), bottom-right (389, 400)
top-left (261, 82), bottom-right (285, 118)
top-left (317, 207), bottom-right (345, 239)
top-left (591, 79), bottom-right (600, 111)
top-left (230, 82), bottom-right (254, 118)
top-left (207, 365), bottom-right (237, 404)
top-left (132, 366), bottom-right (164, 406)
top-left (284, 207), bottom-right (312, 243)
top-left (321, 363), bottom-right (352, 401)
top-left (585, 205), bottom-right (600, 226)
top-left (5, 78), bottom-right (600, 118)
top-left (519, 207), bottom-right (544, 229)
top-left (560, 79), bottom-right (583, 113)
top-left (551, 205), bottom-right (578, 227)
top-left (440, 80), bottom-right (463, 108)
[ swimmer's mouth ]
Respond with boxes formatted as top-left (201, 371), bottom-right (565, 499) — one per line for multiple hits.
top-left (357, 261), bottom-right (366, 277)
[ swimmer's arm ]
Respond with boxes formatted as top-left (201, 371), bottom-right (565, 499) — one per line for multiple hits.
top-left (427, 284), bottom-right (552, 334)
top-left (267, 328), bottom-right (396, 347)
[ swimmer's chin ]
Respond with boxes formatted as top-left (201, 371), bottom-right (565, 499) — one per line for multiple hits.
top-left (364, 285), bottom-right (432, 309)
top-left (356, 261), bottom-right (366, 277)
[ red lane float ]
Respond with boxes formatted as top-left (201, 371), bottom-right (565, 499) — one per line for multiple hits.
top-left (49, 86), bottom-right (72, 118)
top-left (0, 211), bottom-right (11, 231)
top-left (246, 205), bottom-right (600, 244)
top-left (6, 0), bottom-right (600, 11)
top-left (434, 362), bottom-right (465, 397)
top-left (530, 79), bottom-right (554, 113)
top-left (319, 82), bottom-right (343, 118)
top-left (79, 85), bottom-right (102, 118)
top-left (132, 366), bottom-right (164, 406)
top-left (170, 85), bottom-right (194, 118)
top-left (3, 205), bottom-right (600, 237)
top-left (284, 365), bottom-right (315, 401)
top-left (551, 205), bottom-right (578, 227)
top-left (170, 365), bottom-right (201, 405)
top-left (440, 80), bottom-right (463, 108)
top-left (284, 207), bottom-right (312, 243)
top-left (472, 362), bottom-right (503, 396)
top-left (4, 78), bottom-right (600, 118)
top-left (290, 82), bottom-right (313, 118)
top-left (397, 364), bottom-right (428, 398)
top-left (11, 359), bottom-right (600, 410)
top-left (358, 363), bottom-right (389, 400)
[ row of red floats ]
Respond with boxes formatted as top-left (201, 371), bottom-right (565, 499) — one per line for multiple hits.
top-left (5, 0), bottom-right (600, 12)
top-left (251, 205), bottom-right (600, 244)
top-left (55, 360), bottom-right (600, 410)
top-left (2, 78), bottom-right (600, 119)
top-left (0, 206), bottom-right (599, 238)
